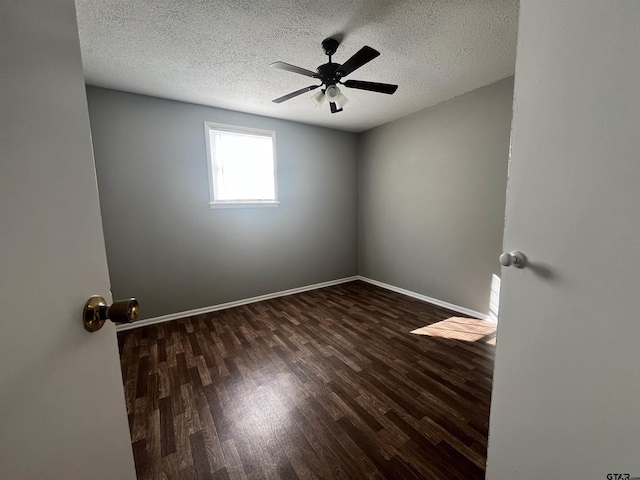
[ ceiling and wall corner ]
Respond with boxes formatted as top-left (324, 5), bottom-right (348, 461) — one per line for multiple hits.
top-left (75, 0), bottom-right (519, 133)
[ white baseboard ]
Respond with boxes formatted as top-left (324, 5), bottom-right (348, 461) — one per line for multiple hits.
top-left (356, 276), bottom-right (488, 320)
top-left (117, 274), bottom-right (489, 332)
top-left (116, 276), bottom-right (359, 332)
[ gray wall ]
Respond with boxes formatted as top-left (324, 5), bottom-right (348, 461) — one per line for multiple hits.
top-left (86, 87), bottom-right (358, 319)
top-left (358, 77), bottom-right (513, 314)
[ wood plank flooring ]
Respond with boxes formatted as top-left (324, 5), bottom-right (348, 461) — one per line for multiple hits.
top-left (117, 280), bottom-right (496, 480)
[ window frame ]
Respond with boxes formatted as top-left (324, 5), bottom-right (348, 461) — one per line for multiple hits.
top-left (204, 122), bottom-right (279, 209)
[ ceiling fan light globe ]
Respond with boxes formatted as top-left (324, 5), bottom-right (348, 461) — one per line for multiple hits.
top-left (325, 85), bottom-right (339, 101)
top-left (334, 90), bottom-right (349, 109)
top-left (311, 89), bottom-right (325, 107)
top-left (326, 85), bottom-right (348, 109)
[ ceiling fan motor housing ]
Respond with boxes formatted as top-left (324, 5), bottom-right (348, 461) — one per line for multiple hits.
top-left (316, 62), bottom-right (342, 87)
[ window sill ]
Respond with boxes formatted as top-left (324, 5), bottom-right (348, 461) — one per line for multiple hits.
top-left (209, 201), bottom-right (280, 209)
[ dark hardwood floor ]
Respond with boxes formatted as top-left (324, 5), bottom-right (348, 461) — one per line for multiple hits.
top-left (117, 281), bottom-right (496, 480)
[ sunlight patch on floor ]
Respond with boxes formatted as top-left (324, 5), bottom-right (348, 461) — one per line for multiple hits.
top-left (411, 317), bottom-right (496, 344)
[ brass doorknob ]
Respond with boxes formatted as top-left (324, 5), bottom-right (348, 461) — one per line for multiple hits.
top-left (83, 296), bottom-right (139, 332)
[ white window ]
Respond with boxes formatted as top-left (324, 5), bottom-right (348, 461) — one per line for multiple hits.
top-left (204, 122), bottom-right (278, 208)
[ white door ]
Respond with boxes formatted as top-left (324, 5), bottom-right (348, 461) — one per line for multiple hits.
top-left (487, 1), bottom-right (640, 479)
top-left (0, 1), bottom-right (136, 478)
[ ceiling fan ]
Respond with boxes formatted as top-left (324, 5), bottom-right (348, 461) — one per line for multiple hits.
top-left (270, 38), bottom-right (398, 114)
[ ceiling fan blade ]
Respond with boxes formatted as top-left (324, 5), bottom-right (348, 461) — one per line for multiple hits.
top-left (343, 80), bottom-right (398, 94)
top-left (336, 46), bottom-right (380, 77)
top-left (270, 61), bottom-right (318, 78)
top-left (329, 102), bottom-right (343, 114)
top-left (272, 85), bottom-right (320, 104)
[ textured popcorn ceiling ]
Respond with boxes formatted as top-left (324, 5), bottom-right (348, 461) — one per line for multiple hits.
top-left (75, 0), bottom-right (518, 133)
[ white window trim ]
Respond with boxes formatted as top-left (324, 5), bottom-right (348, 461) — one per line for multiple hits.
top-left (204, 122), bottom-right (279, 209)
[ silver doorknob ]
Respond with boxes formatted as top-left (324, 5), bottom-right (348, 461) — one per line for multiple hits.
top-left (500, 250), bottom-right (527, 268)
